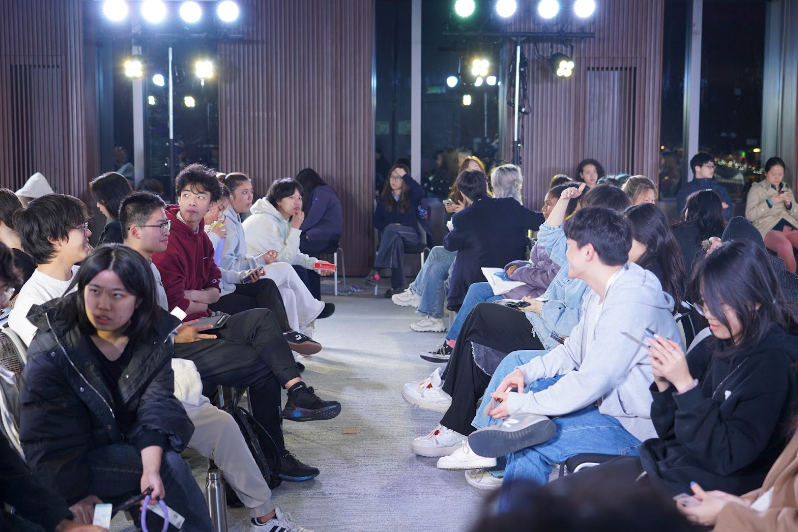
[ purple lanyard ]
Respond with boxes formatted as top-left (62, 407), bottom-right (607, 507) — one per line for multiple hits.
top-left (140, 495), bottom-right (170, 532)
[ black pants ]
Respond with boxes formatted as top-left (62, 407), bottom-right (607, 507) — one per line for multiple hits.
top-left (174, 309), bottom-right (299, 453)
top-left (300, 236), bottom-right (339, 257)
top-left (209, 278), bottom-right (291, 331)
top-left (292, 265), bottom-right (322, 300)
top-left (440, 303), bottom-right (544, 436)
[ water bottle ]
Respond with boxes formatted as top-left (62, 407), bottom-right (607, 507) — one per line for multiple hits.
top-left (206, 468), bottom-right (228, 532)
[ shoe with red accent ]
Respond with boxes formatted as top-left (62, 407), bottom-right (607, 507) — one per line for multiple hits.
top-left (401, 368), bottom-right (452, 413)
top-left (411, 424), bottom-right (467, 457)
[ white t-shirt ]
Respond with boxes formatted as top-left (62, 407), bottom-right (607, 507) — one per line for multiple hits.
top-left (150, 262), bottom-right (169, 311)
top-left (9, 266), bottom-right (80, 346)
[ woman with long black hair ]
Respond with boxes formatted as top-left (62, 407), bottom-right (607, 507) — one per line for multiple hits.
top-left (295, 168), bottom-right (342, 256)
top-left (89, 172), bottom-right (134, 245)
top-left (672, 189), bottom-right (726, 273)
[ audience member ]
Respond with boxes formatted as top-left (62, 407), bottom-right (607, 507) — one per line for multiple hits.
top-left (19, 245), bottom-right (213, 532)
top-left (0, 188), bottom-right (35, 283)
top-left (89, 172), bottom-right (134, 245)
top-left (622, 175), bottom-right (657, 205)
top-left (745, 156), bottom-right (798, 272)
top-left (659, 150), bottom-right (681, 197)
top-left (677, 152), bottom-right (733, 220)
top-left (295, 168), bottom-right (343, 256)
top-left (137, 177), bottom-right (164, 196)
top-left (574, 159), bottom-right (605, 186)
top-left (426, 147), bottom-right (459, 199)
top-left (672, 189), bottom-right (726, 273)
top-left (445, 157), bottom-right (485, 217)
top-left (15, 172), bottom-right (54, 206)
top-left (243, 178), bottom-right (335, 300)
top-left (548, 174), bottom-right (572, 188)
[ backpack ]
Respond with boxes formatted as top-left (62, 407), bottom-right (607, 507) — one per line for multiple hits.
top-left (222, 400), bottom-right (282, 490)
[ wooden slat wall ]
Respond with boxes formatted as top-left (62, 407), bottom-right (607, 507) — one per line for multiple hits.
top-left (218, 0), bottom-right (375, 275)
top-left (505, 0), bottom-right (664, 210)
top-left (0, 0), bottom-right (91, 196)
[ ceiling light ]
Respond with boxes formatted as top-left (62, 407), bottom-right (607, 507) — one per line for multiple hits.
top-left (179, 1), bottom-right (202, 23)
top-left (486, 75), bottom-right (497, 86)
top-left (184, 96), bottom-right (196, 108)
top-left (217, 1), bottom-right (240, 22)
top-left (550, 53), bottom-right (575, 78)
top-left (574, 0), bottom-right (596, 18)
top-left (446, 76), bottom-right (459, 88)
top-left (124, 60), bottom-right (143, 78)
top-left (462, 94), bottom-right (472, 106)
top-left (454, 0), bottom-right (476, 18)
top-left (538, 0), bottom-right (560, 19)
top-left (148, 95), bottom-right (157, 105)
top-left (474, 76), bottom-right (484, 87)
top-left (495, 0), bottom-right (517, 18)
top-left (141, 0), bottom-right (167, 23)
top-left (470, 58), bottom-right (489, 77)
top-left (195, 60), bottom-right (214, 79)
top-left (102, 0), bottom-right (128, 21)
top-left (152, 73), bottom-right (165, 87)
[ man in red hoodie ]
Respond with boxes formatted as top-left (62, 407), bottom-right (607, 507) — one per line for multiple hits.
top-left (151, 164), bottom-right (341, 482)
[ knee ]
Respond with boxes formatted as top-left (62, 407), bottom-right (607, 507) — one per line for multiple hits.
top-left (161, 450), bottom-right (191, 474)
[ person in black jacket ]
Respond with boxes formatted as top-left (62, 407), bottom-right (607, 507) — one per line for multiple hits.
top-left (367, 162), bottom-right (432, 296)
top-left (671, 189), bottom-right (726, 274)
top-left (89, 172), bottom-right (134, 245)
top-left (19, 245), bottom-right (212, 531)
top-left (444, 167), bottom-right (544, 310)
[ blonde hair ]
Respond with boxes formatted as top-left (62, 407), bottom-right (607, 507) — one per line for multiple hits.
top-left (622, 175), bottom-right (657, 204)
top-left (490, 164), bottom-right (523, 204)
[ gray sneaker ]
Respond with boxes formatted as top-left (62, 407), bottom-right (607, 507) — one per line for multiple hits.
top-left (468, 413), bottom-right (556, 458)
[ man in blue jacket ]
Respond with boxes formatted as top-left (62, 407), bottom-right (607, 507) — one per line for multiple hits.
top-left (676, 152), bottom-right (733, 220)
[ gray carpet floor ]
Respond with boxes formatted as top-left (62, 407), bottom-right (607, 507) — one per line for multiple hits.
top-left (112, 279), bottom-right (488, 532)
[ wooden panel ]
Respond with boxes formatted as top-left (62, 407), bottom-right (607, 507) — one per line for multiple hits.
top-left (218, 0), bottom-right (375, 275)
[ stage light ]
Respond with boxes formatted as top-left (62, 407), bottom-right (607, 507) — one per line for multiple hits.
top-left (217, 1), bottom-right (240, 22)
top-left (486, 75), bottom-right (497, 86)
top-left (179, 1), bottom-right (202, 23)
top-left (550, 53), bottom-right (574, 78)
top-left (446, 76), bottom-right (459, 88)
top-left (454, 0), bottom-right (475, 18)
top-left (124, 60), bottom-right (143, 78)
top-left (184, 96), bottom-right (196, 108)
top-left (141, 0), bottom-right (166, 23)
top-left (103, 0), bottom-right (128, 21)
top-left (495, 0), bottom-right (517, 17)
top-left (470, 58), bottom-right (489, 77)
top-left (474, 76), bottom-right (484, 87)
top-left (463, 94), bottom-right (472, 106)
top-left (574, 0), bottom-right (596, 18)
top-left (148, 95), bottom-right (157, 106)
top-left (753, 148), bottom-right (761, 153)
top-left (152, 74), bottom-right (165, 86)
top-left (538, 0), bottom-right (559, 19)
top-left (195, 60), bottom-right (214, 79)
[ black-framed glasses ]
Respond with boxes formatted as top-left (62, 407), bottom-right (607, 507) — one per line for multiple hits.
top-left (135, 220), bottom-right (171, 234)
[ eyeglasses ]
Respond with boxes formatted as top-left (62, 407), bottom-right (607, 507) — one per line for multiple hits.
top-left (702, 163), bottom-right (716, 169)
top-left (136, 220), bottom-right (171, 234)
top-left (0, 286), bottom-right (15, 308)
top-left (72, 223), bottom-right (90, 235)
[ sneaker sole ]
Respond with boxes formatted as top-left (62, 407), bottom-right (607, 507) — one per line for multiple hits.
top-left (468, 416), bottom-right (557, 458)
top-left (465, 470), bottom-right (502, 491)
top-left (287, 341), bottom-right (322, 356)
top-left (420, 353), bottom-right (451, 363)
top-left (282, 403), bottom-right (342, 422)
top-left (437, 456), bottom-right (497, 471)
top-left (411, 441), bottom-right (464, 457)
top-left (279, 471), bottom-right (320, 482)
top-left (391, 298), bottom-right (418, 307)
top-left (410, 325), bottom-right (447, 332)
top-left (401, 388), bottom-right (451, 413)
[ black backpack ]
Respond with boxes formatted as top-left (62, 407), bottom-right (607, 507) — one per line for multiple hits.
top-left (222, 401), bottom-right (282, 490)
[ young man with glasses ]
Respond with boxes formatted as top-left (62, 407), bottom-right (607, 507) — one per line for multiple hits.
top-left (677, 152), bottom-right (733, 220)
top-left (8, 194), bottom-right (92, 345)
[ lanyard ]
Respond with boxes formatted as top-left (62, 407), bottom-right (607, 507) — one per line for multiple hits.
top-left (140, 495), bottom-right (170, 532)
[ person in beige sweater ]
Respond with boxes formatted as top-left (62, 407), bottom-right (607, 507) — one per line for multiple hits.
top-left (745, 156), bottom-right (798, 272)
top-left (679, 431), bottom-right (798, 531)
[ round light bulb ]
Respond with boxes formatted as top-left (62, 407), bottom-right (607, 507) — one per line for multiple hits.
top-left (217, 1), bottom-right (240, 22)
top-left (446, 76), bottom-right (459, 88)
top-left (495, 0), bottom-right (517, 18)
top-left (454, 0), bottom-right (476, 18)
top-left (152, 74), bottom-right (165, 86)
top-left (538, 0), bottom-right (560, 19)
top-left (141, 0), bottom-right (166, 23)
top-left (103, 0), bottom-right (129, 22)
top-left (574, 0), bottom-right (596, 18)
top-left (179, 1), bottom-right (202, 23)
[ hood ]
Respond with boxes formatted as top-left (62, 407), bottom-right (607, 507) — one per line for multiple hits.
top-left (16, 172), bottom-right (54, 198)
top-left (249, 198), bottom-right (285, 222)
top-left (609, 262), bottom-right (676, 313)
top-left (223, 204), bottom-right (241, 227)
top-left (165, 204), bottom-right (205, 237)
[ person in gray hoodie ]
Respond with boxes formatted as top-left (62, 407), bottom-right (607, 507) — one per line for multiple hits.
top-left (464, 206), bottom-right (683, 492)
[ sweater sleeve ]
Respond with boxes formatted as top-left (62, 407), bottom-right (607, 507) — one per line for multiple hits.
top-left (373, 203), bottom-right (388, 232)
top-left (153, 251), bottom-right (193, 313)
top-left (716, 183), bottom-right (734, 220)
top-left (220, 224), bottom-right (253, 271)
top-left (443, 212), bottom-right (466, 252)
top-left (537, 224), bottom-right (568, 266)
top-left (715, 501), bottom-right (798, 532)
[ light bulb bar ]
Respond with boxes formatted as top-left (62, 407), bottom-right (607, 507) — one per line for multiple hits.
top-left (98, 0), bottom-right (240, 24)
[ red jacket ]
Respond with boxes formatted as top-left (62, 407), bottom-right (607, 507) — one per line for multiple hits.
top-left (152, 205), bottom-right (221, 320)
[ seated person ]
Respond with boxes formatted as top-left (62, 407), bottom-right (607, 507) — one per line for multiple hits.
top-left (672, 189), bottom-right (726, 274)
top-left (621, 175), bottom-right (657, 205)
top-left (746, 156), bottom-right (798, 273)
top-left (549, 240), bottom-right (798, 500)
top-left (573, 158), bottom-right (604, 186)
top-left (19, 246), bottom-right (213, 532)
top-left (243, 178), bottom-right (334, 300)
top-left (89, 172), bottom-right (133, 245)
top-left (0, 188), bottom-right (35, 284)
top-left (295, 168), bottom-right (342, 256)
top-left (363, 163), bottom-right (431, 297)
top-left (677, 152), bottom-right (733, 220)
top-left (15, 172), bottom-right (53, 207)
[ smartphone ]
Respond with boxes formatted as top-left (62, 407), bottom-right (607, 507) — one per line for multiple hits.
top-left (673, 493), bottom-right (701, 507)
top-left (193, 313), bottom-right (229, 329)
top-left (550, 331), bottom-right (565, 345)
top-left (505, 300), bottom-right (531, 310)
top-left (483, 396), bottom-right (503, 416)
top-left (113, 487), bottom-right (153, 513)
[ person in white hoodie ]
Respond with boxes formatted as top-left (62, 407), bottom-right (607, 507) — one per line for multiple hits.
top-left (15, 172), bottom-right (54, 206)
top-left (243, 178), bottom-right (334, 300)
top-left (463, 206), bottom-right (683, 495)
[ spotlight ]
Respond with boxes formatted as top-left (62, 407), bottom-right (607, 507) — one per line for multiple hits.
top-left (102, 0), bottom-right (128, 21)
top-left (446, 75), bottom-right (459, 88)
top-left (217, 1), bottom-right (240, 22)
top-left (195, 60), bottom-right (214, 79)
top-left (184, 96), bottom-right (196, 108)
top-left (124, 59), bottom-right (143, 78)
top-left (550, 53), bottom-right (575, 78)
top-left (470, 59), bottom-right (489, 77)
top-left (537, 0), bottom-right (559, 19)
top-left (486, 75), bottom-right (497, 86)
top-left (152, 73), bottom-right (165, 87)
top-left (573, 0), bottom-right (596, 18)
top-left (141, 0), bottom-right (166, 23)
top-left (148, 95), bottom-right (157, 106)
top-left (495, 0), bottom-right (517, 18)
top-left (463, 94), bottom-right (472, 106)
top-left (179, 1), bottom-right (202, 23)
top-left (474, 76), bottom-right (484, 87)
top-left (454, 0), bottom-right (475, 18)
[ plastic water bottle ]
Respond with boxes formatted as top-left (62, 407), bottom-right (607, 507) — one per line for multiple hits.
top-left (206, 468), bottom-right (228, 532)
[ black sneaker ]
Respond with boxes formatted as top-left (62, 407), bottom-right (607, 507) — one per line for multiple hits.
top-left (284, 331), bottom-right (322, 355)
top-left (317, 302), bottom-right (335, 319)
top-left (296, 361), bottom-right (305, 373)
top-left (384, 287), bottom-right (406, 298)
top-left (279, 451), bottom-right (320, 482)
top-left (420, 342), bottom-right (453, 363)
top-left (283, 384), bottom-right (342, 422)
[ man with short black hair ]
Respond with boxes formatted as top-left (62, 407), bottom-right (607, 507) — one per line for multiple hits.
top-left (677, 152), bottom-right (733, 220)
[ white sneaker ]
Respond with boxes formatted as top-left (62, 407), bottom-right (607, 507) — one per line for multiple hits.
top-left (437, 441), bottom-right (497, 470)
top-left (465, 469), bottom-right (503, 491)
top-left (391, 288), bottom-right (421, 307)
top-left (402, 368), bottom-right (452, 413)
top-left (411, 424), bottom-right (467, 457)
top-left (250, 507), bottom-right (313, 532)
top-left (410, 315), bottom-right (447, 332)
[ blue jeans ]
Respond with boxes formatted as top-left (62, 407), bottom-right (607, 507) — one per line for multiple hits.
top-left (410, 246), bottom-right (456, 319)
top-left (445, 282), bottom-right (501, 340)
top-left (496, 377), bottom-right (642, 502)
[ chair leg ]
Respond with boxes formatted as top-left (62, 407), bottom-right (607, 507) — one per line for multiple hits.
top-left (333, 250), bottom-right (338, 296)
top-left (338, 246), bottom-right (346, 288)
top-left (420, 250), bottom-right (426, 269)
